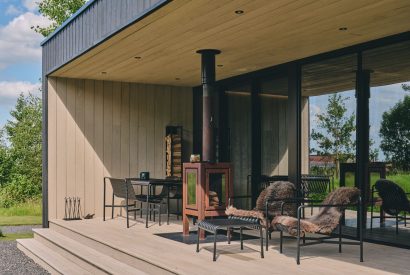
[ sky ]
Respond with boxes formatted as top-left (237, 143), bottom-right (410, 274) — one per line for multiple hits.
top-left (0, 0), bottom-right (49, 128)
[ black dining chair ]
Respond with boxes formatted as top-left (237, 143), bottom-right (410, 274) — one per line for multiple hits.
top-left (135, 185), bottom-right (168, 228)
top-left (103, 177), bottom-right (141, 228)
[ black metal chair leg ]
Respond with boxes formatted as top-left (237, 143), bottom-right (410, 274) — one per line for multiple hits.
top-left (260, 226), bottom-right (264, 258)
top-left (103, 180), bottom-right (106, 221)
top-left (297, 210), bottom-right (301, 265)
top-left (166, 202), bottom-right (169, 225)
top-left (265, 228), bottom-right (269, 251)
top-left (196, 228), bottom-right (200, 253)
top-left (126, 203), bottom-right (129, 228)
top-left (396, 214), bottom-right (399, 234)
top-left (339, 224), bottom-right (342, 253)
top-left (140, 202), bottom-right (143, 218)
top-left (134, 202), bottom-right (137, 220)
top-left (158, 204), bottom-right (161, 226)
top-left (213, 230), bottom-right (218, 261)
top-left (240, 227), bottom-right (243, 250)
top-left (153, 204), bottom-right (155, 222)
top-left (111, 193), bottom-right (115, 219)
top-left (279, 231), bottom-right (283, 253)
top-left (370, 198), bottom-right (374, 231)
top-left (149, 204), bottom-right (152, 221)
top-left (145, 205), bottom-right (149, 228)
top-left (227, 227), bottom-right (231, 244)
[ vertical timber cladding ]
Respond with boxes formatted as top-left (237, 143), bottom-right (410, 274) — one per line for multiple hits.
top-left (47, 77), bottom-right (193, 220)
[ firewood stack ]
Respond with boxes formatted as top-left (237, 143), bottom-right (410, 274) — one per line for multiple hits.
top-left (208, 191), bottom-right (220, 206)
top-left (165, 133), bottom-right (182, 178)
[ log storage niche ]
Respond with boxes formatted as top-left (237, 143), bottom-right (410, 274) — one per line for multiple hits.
top-left (165, 126), bottom-right (183, 178)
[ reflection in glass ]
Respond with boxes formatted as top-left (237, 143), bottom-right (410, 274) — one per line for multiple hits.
top-left (187, 172), bottom-right (196, 205)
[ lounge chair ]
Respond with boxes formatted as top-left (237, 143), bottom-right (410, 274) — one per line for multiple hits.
top-left (272, 187), bottom-right (363, 264)
top-left (225, 181), bottom-right (297, 251)
top-left (371, 179), bottom-right (410, 234)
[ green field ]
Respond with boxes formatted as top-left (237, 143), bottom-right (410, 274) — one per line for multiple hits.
top-left (0, 199), bottom-right (42, 226)
top-left (334, 173), bottom-right (410, 192)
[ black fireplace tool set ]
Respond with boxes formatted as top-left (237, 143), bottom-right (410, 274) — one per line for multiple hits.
top-left (63, 197), bottom-right (82, 220)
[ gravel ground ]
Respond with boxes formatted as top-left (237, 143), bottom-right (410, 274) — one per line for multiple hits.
top-left (1, 225), bottom-right (41, 234)
top-left (0, 240), bottom-right (49, 275)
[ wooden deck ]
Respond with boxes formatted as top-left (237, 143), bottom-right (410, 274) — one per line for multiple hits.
top-left (18, 215), bottom-right (410, 275)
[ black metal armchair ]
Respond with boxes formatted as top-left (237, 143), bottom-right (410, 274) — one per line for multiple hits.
top-left (103, 177), bottom-right (140, 228)
top-left (272, 187), bottom-right (363, 265)
top-left (371, 179), bottom-right (410, 234)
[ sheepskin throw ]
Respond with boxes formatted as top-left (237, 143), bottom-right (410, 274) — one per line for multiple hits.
top-left (272, 187), bottom-right (360, 236)
top-left (225, 181), bottom-right (296, 227)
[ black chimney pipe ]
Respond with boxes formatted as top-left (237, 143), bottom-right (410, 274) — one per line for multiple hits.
top-left (196, 49), bottom-right (221, 163)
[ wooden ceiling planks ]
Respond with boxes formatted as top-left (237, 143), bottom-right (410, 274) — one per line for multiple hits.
top-left (51, 0), bottom-right (410, 92)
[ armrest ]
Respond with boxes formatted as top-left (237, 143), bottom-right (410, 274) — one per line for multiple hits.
top-left (298, 203), bottom-right (359, 209)
top-left (267, 197), bottom-right (322, 205)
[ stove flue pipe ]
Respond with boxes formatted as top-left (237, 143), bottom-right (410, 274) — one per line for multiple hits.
top-left (196, 49), bottom-right (221, 163)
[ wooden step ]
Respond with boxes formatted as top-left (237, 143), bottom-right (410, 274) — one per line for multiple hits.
top-left (17, 238), bottom-right (91, 275)
top-left (33, 228), bottom-right (146, 275)
top-left (49, 221), bottom-right (172, 274)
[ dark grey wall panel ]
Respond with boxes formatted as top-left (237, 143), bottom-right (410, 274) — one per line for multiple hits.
top-left (42, 0), bottom-right (168, 76)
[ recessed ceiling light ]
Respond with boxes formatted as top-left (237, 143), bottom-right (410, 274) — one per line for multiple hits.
top-left (101, 71), bottom-right (107, 75)
top-left (134, 56), bottom-right (141, 59)
top-left (235, 10), bottom-right (244, 14)
top-left (217, 64), bottom-right (223, 67)
top-left (175, 77), bottom-right (180, 80)
top-left (339, 27), bottom-right (348, 31)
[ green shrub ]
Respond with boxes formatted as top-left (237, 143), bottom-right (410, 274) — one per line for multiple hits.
top-left (0, 174), bottom-right (41, 208)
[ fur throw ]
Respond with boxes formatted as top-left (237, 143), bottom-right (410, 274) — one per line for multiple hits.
top-left (225, 181), bottom-right (296, 228)
top-left (272, 187), bottom-right (360, 236)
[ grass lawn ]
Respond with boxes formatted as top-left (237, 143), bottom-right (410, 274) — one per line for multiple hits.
top-left (0, 232), bottom-right (34, 241)
top-left (0, 216), bottom-right (42, 226)
top-left (334, 173), bottom-right (410, 191)
top-left (0, 199), bottom-right (42, 226)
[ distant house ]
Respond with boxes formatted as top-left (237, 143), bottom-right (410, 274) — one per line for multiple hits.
top-left (309, 155), bottom-right (335, 169)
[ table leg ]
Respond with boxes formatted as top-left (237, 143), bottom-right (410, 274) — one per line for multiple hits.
top-left (146, 186), bottom-right (149, 228)
top-left (167, 185), bottom-right (170, 225)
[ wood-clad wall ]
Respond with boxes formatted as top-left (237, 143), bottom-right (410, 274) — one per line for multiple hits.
top-left (47, 77), bottom-right (192, 220)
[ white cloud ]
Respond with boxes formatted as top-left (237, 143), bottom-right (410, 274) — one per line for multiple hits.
top-left (6, 4), bottom-right (22, 15)
top-left (22, 0), bottom-right (38, 12)
top-left (0, 81), bottom-right (41, 112)
top-left (0, 12), bottom-right (50, 70)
